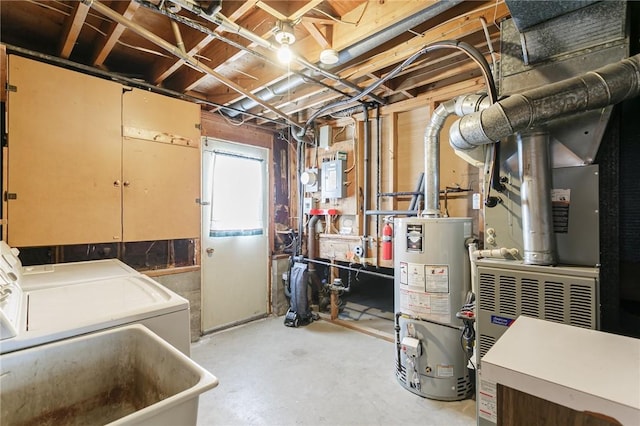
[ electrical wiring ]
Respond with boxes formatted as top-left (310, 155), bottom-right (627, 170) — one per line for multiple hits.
top-left (294, 39), bottom-right (496, 145)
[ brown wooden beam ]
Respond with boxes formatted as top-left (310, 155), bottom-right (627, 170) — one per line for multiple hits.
top-left (58, 2), bottom-right (89, 59)
top-left (91, 1), bottom-right (140, 66)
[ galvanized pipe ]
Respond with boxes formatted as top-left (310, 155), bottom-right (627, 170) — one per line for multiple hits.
top-left (423, 94), bottom-right (490, 217)
top-left (423, 99), bottom-right (456, 217)
top-left (165, 0), bottom-right (386, 111)
top-left (219, 0), bottom-right (463, 115)
top-left (450, 54), bottom-right (640, 150)
top-left (84, 0), bottom-right (300, 128)
top-left (517, 131), bottom-right (556, 266)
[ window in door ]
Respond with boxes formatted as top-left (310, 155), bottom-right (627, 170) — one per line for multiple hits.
top-left (209, 151), bottom-right (265, 237)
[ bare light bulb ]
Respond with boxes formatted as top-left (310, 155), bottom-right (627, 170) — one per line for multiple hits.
top-left (278, 44), bottom-right (292, 64)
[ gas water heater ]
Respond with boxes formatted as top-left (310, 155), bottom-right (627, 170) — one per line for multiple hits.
top-left (394, 217), bottom-right (473, 400)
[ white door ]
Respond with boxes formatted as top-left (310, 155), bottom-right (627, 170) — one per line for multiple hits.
top-left (201, 138), bottom-right (270, 333)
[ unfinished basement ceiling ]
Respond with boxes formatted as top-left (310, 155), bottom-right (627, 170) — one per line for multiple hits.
top-left (0, 0), bottom-right (509, 128)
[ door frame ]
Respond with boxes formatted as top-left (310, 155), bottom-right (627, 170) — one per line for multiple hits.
top-left (200, 136), bottom-right (273, 334)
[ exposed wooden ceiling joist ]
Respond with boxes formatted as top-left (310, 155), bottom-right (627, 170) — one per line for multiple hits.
top-left (58, 2), bottom-right (89, 58)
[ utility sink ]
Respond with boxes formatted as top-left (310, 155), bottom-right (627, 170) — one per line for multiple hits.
top-left (0, 325), bottom-right (218, 426)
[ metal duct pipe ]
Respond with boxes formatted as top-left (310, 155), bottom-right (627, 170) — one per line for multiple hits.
top-left (223, 0), bottom-right (462, 115)
top-left (517, 131), bottom-right (556, 266)
top-left (166, 0), bottom-right (385, 113)
top-left (336, 0), bottom-right (463, 65)
top-left (85, 0), bottom-right (300, 128)
top-left (423, 94), bottom-right (490, 217)
top-left (423, 99), bottom-right (455, 217)
top-left (450, 54), bottom-right (640, 150)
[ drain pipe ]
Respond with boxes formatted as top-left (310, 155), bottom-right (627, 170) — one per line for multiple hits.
top-left (450, 54), bottom-right (640, 150)
top-left (423, 94), bottom-right (491, 217)
top-left (306, 215), bottom-right (323, 293)
top-left (517, 131), bottom-right (556, 265)
top-left (362, 104), bottom-right (371, 260)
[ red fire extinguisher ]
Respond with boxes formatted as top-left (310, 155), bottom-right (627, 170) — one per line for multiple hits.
top-left (382, 218), bottom-right (393, 261)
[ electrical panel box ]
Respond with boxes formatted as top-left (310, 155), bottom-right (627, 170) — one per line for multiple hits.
top-left (321, 159), bottom-right (346, 199)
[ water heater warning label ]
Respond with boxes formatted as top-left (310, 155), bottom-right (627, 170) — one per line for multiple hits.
top-left (425, 265), bottom-right (449, 293)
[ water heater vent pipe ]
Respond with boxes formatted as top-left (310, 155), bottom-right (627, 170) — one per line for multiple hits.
top-left (423, 94), bottom-right (490, 217)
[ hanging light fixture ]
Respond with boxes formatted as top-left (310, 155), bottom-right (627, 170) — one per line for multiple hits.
top-left (275, 21), bottom-right (296, 64)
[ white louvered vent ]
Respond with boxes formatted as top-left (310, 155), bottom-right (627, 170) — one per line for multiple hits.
top-left (499, 275), bottom-right (517, 316)
top-left (476, 264), bottom-right (598, 365)
top-left (544, 281), bottom-right (565, 323)
top-left (479, 273), bottom-right (496, 311)
top-left (479, 334), bottom-right (496, 359)
top-left (570, 283), bottom-right (595, 328)
top-left (521, 278), bottom-right (540, 317)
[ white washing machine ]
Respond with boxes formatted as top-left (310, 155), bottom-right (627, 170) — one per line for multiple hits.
top-left (1, 242), bottom-right (139, 290)
top-left (21, 259), bottom-right (139, 290)
top-left (0, 242), bottom-right (191, 356)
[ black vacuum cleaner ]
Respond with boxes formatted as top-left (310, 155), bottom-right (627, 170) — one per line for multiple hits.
top-left (284, 261), bottom-right (315, 327)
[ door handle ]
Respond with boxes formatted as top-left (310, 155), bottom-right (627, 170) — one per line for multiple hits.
top-left (206, 247), bottom-right (215, 255)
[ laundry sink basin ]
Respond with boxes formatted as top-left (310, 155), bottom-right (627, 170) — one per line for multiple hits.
top-left (0, 325), bottom-right (218, 426)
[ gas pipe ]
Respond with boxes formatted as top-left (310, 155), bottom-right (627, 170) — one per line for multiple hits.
top-left (382, 220), bottom-right (393, 260)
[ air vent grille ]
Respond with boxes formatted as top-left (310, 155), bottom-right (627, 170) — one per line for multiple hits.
top-left (479, 273), bottom-right (496, 311)
top-left (569, 284), bottom-right (595, 328)
top-left (456, 376), bottom-right (472, 398)
top-left (499, 275), bottom-right (517, 316)
top-left (521, 278), bottom-right (540, 317)
top-left (476, 264), bottom-right (598, 364)
top-left (479, 334), bottom-right (496, 359)
top-left (543, 281), bottom-right (565, 323)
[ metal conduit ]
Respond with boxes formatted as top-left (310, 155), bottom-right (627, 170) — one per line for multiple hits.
top-left (84, 0), bottom-right (301, 129)
top-left (165, 0), bottom-right (386, 113)
top-left (294, 40), bottom-right (497, 143)
top-left (450, 54), bottom-right (640, 150)
top-left (219, 0), bottom-right (464, 114)
top-left (136, 1), bottom-right (356, 98)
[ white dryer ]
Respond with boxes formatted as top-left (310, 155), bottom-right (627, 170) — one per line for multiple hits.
top-left (0, 243), bottom-right (191, 356)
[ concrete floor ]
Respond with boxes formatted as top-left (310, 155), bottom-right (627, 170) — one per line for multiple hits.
top-left (192, 316), bottom-right (476, 426)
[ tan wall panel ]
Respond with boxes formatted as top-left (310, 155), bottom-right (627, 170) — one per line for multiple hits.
top-left (123, 88), bottom-right (201, 144)
top-left (122, 89), bottom-right (201, 241)
top-left (122, 139), bottom-right (200, 241)
top-left (200, 111), bottom-right (273, 149)
top-left (7, 55), bottom-right (122, 246)
top-left (396, 105), bottom-right (430, 211)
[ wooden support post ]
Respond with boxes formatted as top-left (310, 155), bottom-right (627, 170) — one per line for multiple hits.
top-left (329, 258), bottom-right (339, 320)
top-left (330, 290), bottom-right (339, 320)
